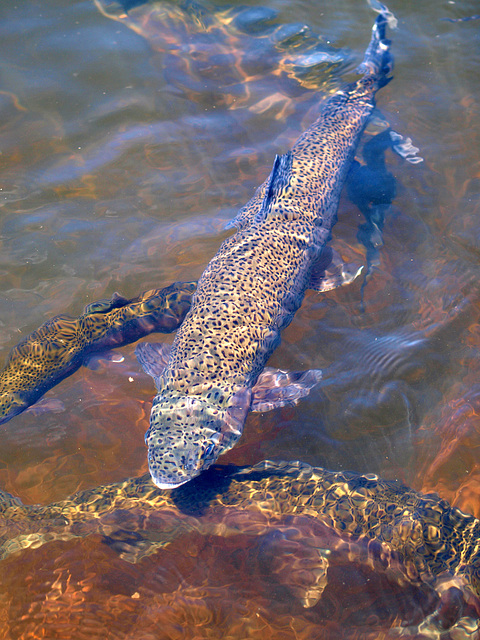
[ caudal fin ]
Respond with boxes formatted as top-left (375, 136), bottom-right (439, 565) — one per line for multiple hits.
top-left (357, 3), bottom-right (395, 83)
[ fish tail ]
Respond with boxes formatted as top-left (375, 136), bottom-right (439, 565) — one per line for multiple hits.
top-left (356, 3), bottom-right (395, 85)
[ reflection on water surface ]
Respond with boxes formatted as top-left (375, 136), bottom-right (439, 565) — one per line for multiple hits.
top-left (0, 0), bottom-right (479, 637)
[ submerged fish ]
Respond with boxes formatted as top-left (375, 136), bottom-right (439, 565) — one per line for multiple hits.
top-left (1, 460), bottom-right (479, 630)
top-left (136, 7), bottom-right (395, 488)
top-left (0, 282), bottom-right (195, 425)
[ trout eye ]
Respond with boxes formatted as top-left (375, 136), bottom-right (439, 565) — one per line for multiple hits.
top-left (204, 443), bottom-right (215, 458)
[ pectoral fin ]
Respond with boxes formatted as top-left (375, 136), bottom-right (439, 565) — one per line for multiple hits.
top-left (24, 398), bottom-right (65, 417)
top-left (83, 351), bottom-right (125, 370)
top-left (135, 342), bottom-right (172, 389)
top-left (254, 526), bottom-right (330, 608)
top-left (251, 367), bottom-right (322, 412)
top-left (309, 247), bottom-right (363, 292)
top-left (102, 529), bottom-right (168, 564)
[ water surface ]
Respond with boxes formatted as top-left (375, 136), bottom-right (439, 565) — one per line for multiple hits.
top-left (0, 0), bottom-right (479, 636)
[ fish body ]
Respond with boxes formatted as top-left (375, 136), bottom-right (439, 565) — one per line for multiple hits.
top-left (1, 461), bottom-right (478, 631)
top-left (3, 460), bottom-right (480, 621)
top-left (0, 282), bottom-right (195, 425)
top-left (137, 9), bottom-right (394, 488)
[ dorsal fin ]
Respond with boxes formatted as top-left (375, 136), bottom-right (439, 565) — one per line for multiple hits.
top-left (254, 151), bottom-right (293, 223)
top-left (83, 292), bottom-right (129, 316)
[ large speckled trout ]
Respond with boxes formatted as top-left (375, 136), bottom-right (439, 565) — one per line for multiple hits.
top-left (136, 7), bottom-right (395, 489)
top-left (1, 460), bottom-right (480, 629)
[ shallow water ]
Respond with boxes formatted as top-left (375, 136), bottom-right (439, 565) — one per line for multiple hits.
top-left (0, 0), bottom-right (479, 637)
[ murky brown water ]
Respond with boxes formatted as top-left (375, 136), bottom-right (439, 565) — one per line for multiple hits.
top-left (0, 0), bottom-right (479, 637)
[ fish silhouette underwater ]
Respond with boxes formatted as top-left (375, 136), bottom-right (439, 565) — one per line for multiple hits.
top-left (0, 460), bottom-right (479, 633)
top-left (0, 282), bottom-right (196, 425)
top-left (134, 6), bottom-right (396, 489)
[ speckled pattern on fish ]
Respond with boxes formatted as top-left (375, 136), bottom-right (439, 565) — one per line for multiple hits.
top-left (2, 459), bottom-right (480, 629)
top-left (136, 9), bottom-right (395, 489)
top-left (0, 282), bottom-right (196, 424)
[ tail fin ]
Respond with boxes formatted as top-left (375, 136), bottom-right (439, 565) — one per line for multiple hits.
top-left (357, 3), bottom-right (395, 84)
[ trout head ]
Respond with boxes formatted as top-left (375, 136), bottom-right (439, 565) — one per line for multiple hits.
top-left (145, 388), bottom-right (251, 489)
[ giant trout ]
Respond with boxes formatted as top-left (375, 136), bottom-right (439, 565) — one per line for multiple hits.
top-left (136, 6), bottom-right (395, 488)
top-left (1, 460), bottom-right (480, 628)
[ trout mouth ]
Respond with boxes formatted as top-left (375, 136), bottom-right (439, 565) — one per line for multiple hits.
top-left (145, 392), bottom-right (250, 490)
top-left (152, 476), bottom-right (192, 490)
top-left (145, 389), bottom-right (250, 489)
top-left (147, 436), bottom-right (218, 490)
